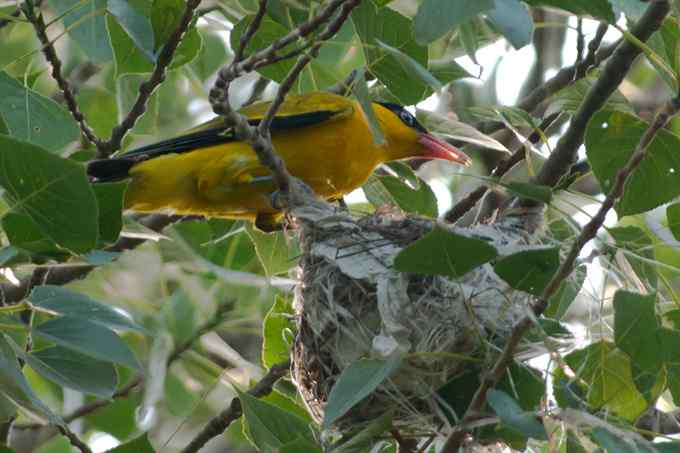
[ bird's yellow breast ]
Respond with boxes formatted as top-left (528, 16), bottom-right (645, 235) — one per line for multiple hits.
top-left (124, 104), bottom-right (385, 220)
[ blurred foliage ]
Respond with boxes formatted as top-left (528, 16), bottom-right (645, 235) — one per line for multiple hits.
top-left (1, 0), bottom-right (680, 452)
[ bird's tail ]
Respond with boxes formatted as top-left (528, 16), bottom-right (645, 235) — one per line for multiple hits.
top-left (87, 158), bottom-right (136, 182)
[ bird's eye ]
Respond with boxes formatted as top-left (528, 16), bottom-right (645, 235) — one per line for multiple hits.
top-left (400, 110), bottom-right (415, 126)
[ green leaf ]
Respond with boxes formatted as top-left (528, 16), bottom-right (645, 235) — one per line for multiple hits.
top-left (375, 39), bottom-right (442, 91)
top-left (30, 285), bottom-right (143, 332)
top-left (586, 110), bottom-right (680, 216)
top-left (613, 291), bottom-right (662, 373)
top-left (93, 182), bottom-right (127, 244)
top-left (363, 173), bottom-right (438, 217)
top-left (331, 412), bottom-right (392, 453)
top-left (668, 202), bottom-right (680, 241)
top-left (352, 70), bottom-right (385, 145)
top-left (590, 427), bottom-right (637, 453)
top-left (49, 0), bottom-right (113, 63)
top-left (561, 340), bottom-right (647, 421)
top-left (107, 0), bottom-right (155, 59)
top-left (486, 0), bottom-right (533, 50)
top-left (0, 335), bottom-right (62, 425)
top-left (487, 390), bottom-right (547, 440)
top-left (33, 317), bottom-right (140, 369)
top-left (0, 72), bottom-right (80, 152)
top-left (523, 0), bottom-right (615, 22)
top-left (279, 437), bottom-right (322, 453)
top-left (609, 226), bottom-right (658, 290)
top-left (164, 372), bottom-right (199, 416)
top-left (323, 356), bottom-right (401, 428)
top-left (646, 17), bottom-right (680, 92)
top-left (659, 328), bottom-right (680, 404)
top-left (2, 212), bottom-right (67, 259)
top-left (0, 135), bottom-right (99, 254)
top-left (104, 433), bottom-right (155, 453)
top-left (352, 0), bottom-right (433, 104)
top-left (262, 296), bottom-right (294, 369)
top-left (545, 265), bottom-right (585, 320)
top-left (76, 87), bottom-right (119, 137)
top-left (245, 224), bottom-right (297, 277)
top-left (413, 0), bottom-right (494, 44)
top-left (238, 388), bottom-right (315, 451)
top-left (107, 0), bottom-right (201, 75)
top-left (394, 227), bottom-right (498, 278)
top-left (18, 345), bottom-right (117, 399)
top-left (502, 182), bottom-right (552, 203)
top-left (494, 247), bottom-right (560, 296)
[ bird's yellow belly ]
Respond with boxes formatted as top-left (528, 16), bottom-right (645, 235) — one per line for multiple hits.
top-left (124, 115), bottom-right (380, 220)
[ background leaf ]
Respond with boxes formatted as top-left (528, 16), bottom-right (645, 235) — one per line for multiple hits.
top-left (0, 135), bottom-right (99, 254)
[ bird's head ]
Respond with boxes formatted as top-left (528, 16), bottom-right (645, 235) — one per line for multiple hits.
top-left (374, 102), bottom-right (470, 166)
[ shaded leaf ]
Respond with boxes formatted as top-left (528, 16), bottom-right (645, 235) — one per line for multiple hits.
top-left (93, 182), bottom-right (127, 244)
top-left (33, 317), bottom-right (140, 369)
top-left (590, 427), bottom-right (637, 453)
top-left (352, 70), bottom-right (385, 145)
top-left (19, 345), bottom-right (117, 399)
top-left (50, 0), bottom-right (113, 63)
top-left (0, 335), bottom-right (62, 425)
top-left (238, 388), bottom-right (315, 451)
top-left (394, 227), bottom-right (498, 278)
top-left (586, 110), bottom-right (680, 216)
top-left (503, 182), bottom-right (552, 203)
top-left (363, 172), bottom-right (438, 217)
top-left (668, 202), bottom-right (680, 241)
top-left (562, 340), bottom-right (647, 421)
top-left (413, 0), bottom-right (495, 44)
top-left (30, 285), bottom-right (143, 332)
top-left (0, 135), bottom-right (99, 254)
top-left (523, 0), bottom-right (615, 22)
top-left (262, 296), bottom-right (294, 369)
top-left (323, 356), bottom-right (401, 427)
top-left (486, 0), bottom-right (534, 50)
top-left (0, 72), bottom-right (79, 152)
top-left (245, 224), bottom-right (297, 277)
top-left (614, 291), bottom-right (661, 373)
top-left (494, 247), bottom-right (559, 295)
top-left (487, 389), bottom-right (547, 440)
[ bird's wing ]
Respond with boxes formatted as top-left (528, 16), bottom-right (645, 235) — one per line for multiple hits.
top-left (120, 92), bottom-right (355, 160)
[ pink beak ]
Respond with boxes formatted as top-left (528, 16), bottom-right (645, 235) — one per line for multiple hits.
top-left (417, 133), bottom-right (471, 166)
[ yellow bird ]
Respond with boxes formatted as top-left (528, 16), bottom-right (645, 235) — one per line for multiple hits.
top-left (87, 92), bottom-right (469, 230)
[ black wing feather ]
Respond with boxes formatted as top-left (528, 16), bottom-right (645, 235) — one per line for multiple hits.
top-left (88, 110), bottom-right (338, 181)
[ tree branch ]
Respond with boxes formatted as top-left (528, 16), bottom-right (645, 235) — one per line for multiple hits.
top-left (441, 91), bottom-right (680, 453)
top-left (180, 360), bottom-right (291, 453)
top-left (98, 0), bottom-right (203, 157)
top-left (22, 0), bottom-right (102, 147)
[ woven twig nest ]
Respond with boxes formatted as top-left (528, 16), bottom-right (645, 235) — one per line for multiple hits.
top-left (289, 201), bottom-right (545, 436)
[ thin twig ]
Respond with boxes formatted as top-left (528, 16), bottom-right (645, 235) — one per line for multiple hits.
top-left (22, 0), bottom-right (102, 147)
top-left (57, 425), bottom-right (92, 453)
top-left (235, 0), bottom-right (269, 62)
top-left (180, 361), bottom-right (291, 453)
top-left (441, 93), bottom-right (680, 453)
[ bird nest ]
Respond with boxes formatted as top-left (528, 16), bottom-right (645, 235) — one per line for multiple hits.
top-left (289, 201), bottom-right (548, 436)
